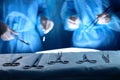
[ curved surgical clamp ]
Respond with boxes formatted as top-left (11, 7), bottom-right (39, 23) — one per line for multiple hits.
top-left (48, 52), bottom-right (69, 65)
top-left (76, 54), bottom-right (97, 64)
top-left (3, 56), bottom-right (23, 67)
top-left (23, 54), bottom-right (44, 69)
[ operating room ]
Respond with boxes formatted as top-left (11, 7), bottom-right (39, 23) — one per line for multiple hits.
top-left (0, 0), bottom-right (120, 53)
top-left (1, 0), bottom-right (120, 80)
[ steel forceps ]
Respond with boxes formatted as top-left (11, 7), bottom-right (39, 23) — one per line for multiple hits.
top-left (3, 56), bottom-right (23, 67)
top-left (76, 54), bottom-right (97, 64)
top-left (48, 52), bottom-right (69, 65)
top-left (23, 54), bottom-right (44, 69)
top-left (10, 31), bottom-right (30, 45)
top-left (87, 6), bottom-right (111, 30)
top-left (14, 35), bottom-right (30, 45)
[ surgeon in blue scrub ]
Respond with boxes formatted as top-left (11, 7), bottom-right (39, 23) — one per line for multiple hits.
top-left (61, 0), bottom-right (120, 50)
top-left (0, 0), bottom-right (54, 53)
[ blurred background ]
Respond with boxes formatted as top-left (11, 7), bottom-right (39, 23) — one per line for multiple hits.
top-left (43, 0), bottom-right (73, 50)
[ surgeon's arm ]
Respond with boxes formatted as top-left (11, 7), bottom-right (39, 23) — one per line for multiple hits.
top-left (61, 0), bottom-right (80, 31)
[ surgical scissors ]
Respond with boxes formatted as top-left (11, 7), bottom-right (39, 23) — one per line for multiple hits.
top-left (48, 52), bottom-right (69, 65)
top-left (76, 54), bottom-right (97, 64)
top-left (23, 54), bottom-right (44, 69)
top-left (3, 56), bottom-right (23, 67)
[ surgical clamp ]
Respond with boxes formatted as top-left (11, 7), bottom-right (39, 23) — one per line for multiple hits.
top-left (102, 54), bottom-right (110, 63)
top-left (76, 54), bottom-right (97, 64)
top-left (48, 52), bottom-right (69, 65)
top-left (3, 56), bottom-right (23, 67)
top-left (23, 54), bottom-right (44, 69)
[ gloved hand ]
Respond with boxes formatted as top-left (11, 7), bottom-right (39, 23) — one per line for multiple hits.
top-left (40, 17), bottom-right (54, 34)
top-left (67, 16), bottom-right (80, 30)
top-left (0, 22), bottom-right (18, 41)
top-left (97, 12), bottom-right (111, 24)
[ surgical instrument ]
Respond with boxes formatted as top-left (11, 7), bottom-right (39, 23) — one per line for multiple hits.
top-left (48, 52), bottom-right (69, 65)
top-left (76, 54), bottom-right (97, 64)
top-left (88, 5), bottom-right (111, 30)
top-left (23, 54), bottom-right (44, 69)
top-left (3, 56), bottom-right (23, 67)
top-left (102, 54), bottom-right (110, 63)
top-left (14, 35), bottom-right (30, 45)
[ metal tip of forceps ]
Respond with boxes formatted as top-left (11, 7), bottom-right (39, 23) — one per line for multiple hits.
top-left (17, 38), bottom-right (30, 45)
top-left (14, 35), bottom-right (30, 45)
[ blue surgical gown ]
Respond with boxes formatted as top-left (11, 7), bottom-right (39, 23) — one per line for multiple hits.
top-left (0, 0), bottom-right (49, 53)
top-left (61, 0), bottom-right (120, 50)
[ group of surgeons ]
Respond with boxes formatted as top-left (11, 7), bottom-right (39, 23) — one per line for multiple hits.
top-left (0, 0), bottom-right (120, 53)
